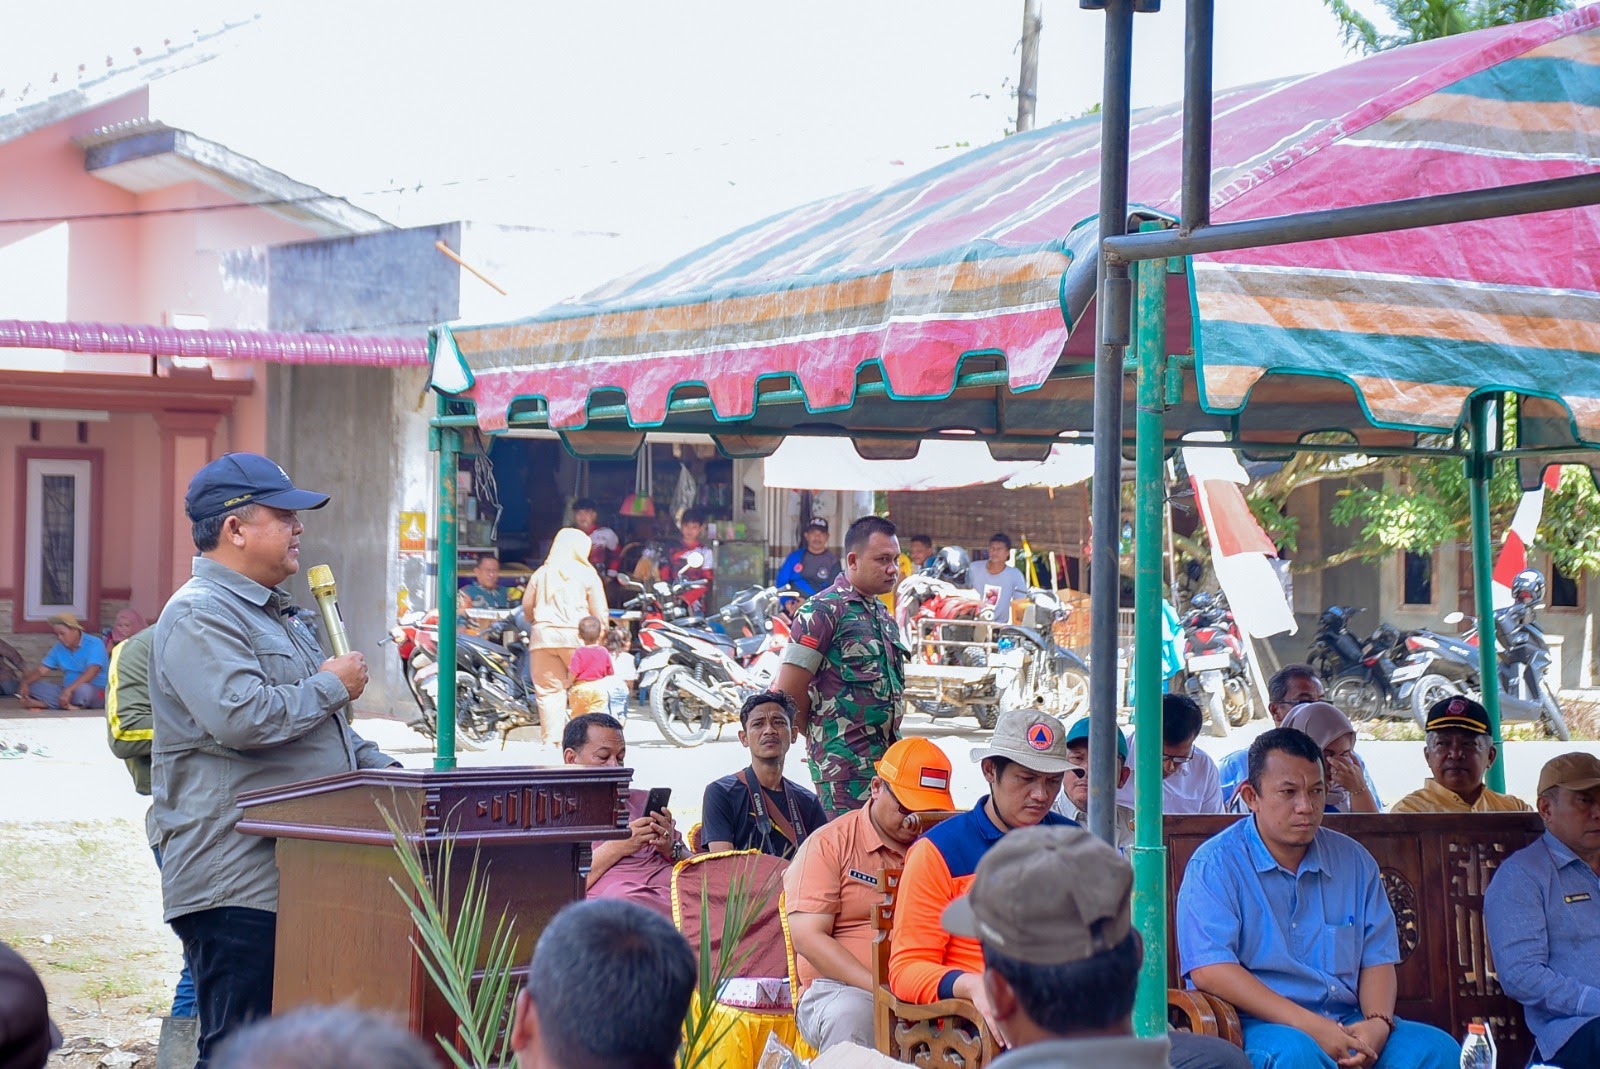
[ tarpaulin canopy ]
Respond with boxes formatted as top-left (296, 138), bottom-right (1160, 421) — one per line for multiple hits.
top-left (762, 437), bottom-right (1044, 492)
top-left (432, 7), bottom-right (1600, 466)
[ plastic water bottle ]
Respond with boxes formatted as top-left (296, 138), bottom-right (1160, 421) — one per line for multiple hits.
top-left (1460, 1021), bottom-right (1496, 1069)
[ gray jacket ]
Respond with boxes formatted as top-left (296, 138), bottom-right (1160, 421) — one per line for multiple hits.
top-left (151, 556), bottom-right (394, 922)
top-left (990, 1036), bottom-right (1172, 1069)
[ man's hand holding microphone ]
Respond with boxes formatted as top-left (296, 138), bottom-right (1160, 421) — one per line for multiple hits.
top-left (308, 565), bottom-right (368, 707)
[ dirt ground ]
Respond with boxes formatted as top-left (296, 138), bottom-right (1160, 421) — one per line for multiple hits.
top-left (2, 818), bottom-right (178, 1069)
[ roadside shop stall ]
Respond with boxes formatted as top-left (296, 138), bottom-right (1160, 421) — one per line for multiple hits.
top-left (426, 4), bottom-right (1600, 1050)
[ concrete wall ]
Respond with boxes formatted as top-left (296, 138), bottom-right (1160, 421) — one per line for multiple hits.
top-left (268, 223), bottom-right (461, 333)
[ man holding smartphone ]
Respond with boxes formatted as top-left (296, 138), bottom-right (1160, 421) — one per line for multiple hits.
top-left (562, 713), bottom-right (686, 918)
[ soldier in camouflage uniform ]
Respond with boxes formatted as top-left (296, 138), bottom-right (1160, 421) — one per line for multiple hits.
top-left (777, 515), bottom-right (907, 818)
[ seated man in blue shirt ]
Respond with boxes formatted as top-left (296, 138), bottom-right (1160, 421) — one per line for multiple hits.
top-left (1485, 753), bottom-right (1600, 1068)
top-left (19, 612), bottom-right (109, 710)
top-left (1177, 727), bottom-right (1457, 1069)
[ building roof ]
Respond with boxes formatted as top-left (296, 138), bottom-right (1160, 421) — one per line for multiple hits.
top-left (0, 18), bottom-right (256, 148)
top-left (77, 119), bottom-right (390, 236)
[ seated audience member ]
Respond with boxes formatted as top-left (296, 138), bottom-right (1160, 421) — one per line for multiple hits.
top-left (459, 553), bottom-right (510, 610)
top-left (212, 1007), bottom-right (435, 1069)
top-left (702, 690), bottom-right (827, 859)
top-left (563, 713), bottom-right (686, 916)
top-left (943, 825), bottom-right (1250, 1069)
top-left (1118, 693), bottom-right (1225, 814)
top-left (512, 899), bottom-right (697, 1069)
top-left (1279, 702), bottom-right (1381, 813)
top-left (785, 737), bottom-right (956, 1053)
top-left (1219, 664), bottom-right (1323, 806)
top-left (18, 611), bottom-right (109, 710)
top-left (1178, 728), bottom-right (1458, 1069)
top-left (1484, 753), bottom-right (1600, 1068)
top-left (1390, 696), bottom-right (1531, 814)
top-left (0, 942), bottom-right (62, 1069)
top-left (890, 711), bottom-right (1074, 1017)
top-left (1053, 718), bottom-right (1134, 852)
top-left (566, 616), bottom-right (616, 717)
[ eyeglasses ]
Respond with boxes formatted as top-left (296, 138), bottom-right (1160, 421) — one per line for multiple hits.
top-left (1161, 753), bottom-right (1195, 769)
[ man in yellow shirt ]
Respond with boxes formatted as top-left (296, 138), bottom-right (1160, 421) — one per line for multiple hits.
top-left (1390, 696), bottom-right (1532, 814)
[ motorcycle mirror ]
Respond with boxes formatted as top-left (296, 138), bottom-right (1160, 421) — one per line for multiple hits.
top-left (1443, 611), bottom-right (1465, 624)
top-left (683, 550), bottom-right (706, 569)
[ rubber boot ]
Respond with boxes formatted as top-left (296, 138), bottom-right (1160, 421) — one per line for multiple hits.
top-left (156, 1016), bottom-right (198, 1069)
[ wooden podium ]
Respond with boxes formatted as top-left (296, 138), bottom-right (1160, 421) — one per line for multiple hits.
top-left (237, 766), bottom-right (629, 1048)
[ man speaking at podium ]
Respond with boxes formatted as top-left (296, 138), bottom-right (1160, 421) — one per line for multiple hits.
top-left (150, 453), bottom-right (398, 1068)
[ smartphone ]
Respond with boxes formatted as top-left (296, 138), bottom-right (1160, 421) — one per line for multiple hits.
top-left (643, 786), bottom-right (672, 817)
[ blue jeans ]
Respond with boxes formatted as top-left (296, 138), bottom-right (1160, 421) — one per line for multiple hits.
top-left (170, 907), bottom-right (276, 1069)
top-left (604, 678), bottom-right (630, 720)
top-left (150, 846), bottom-right (197, 1017)
top-left (1242, 1018), bottom-right (1458, 1069)
top-left (28, 680), bottom-right (104, 708)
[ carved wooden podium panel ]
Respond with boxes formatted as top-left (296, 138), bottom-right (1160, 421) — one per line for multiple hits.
top-left (237, 766), bottom-right (629, 1058)
top-left (1164, 813), bottom-right (1544, 1068)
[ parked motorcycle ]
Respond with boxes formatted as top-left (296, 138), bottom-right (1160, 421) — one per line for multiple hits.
top-left (399, 607), bottom-right (539, 744)
top-left (636, 584), bottom-right (795, 747)
top-left (1176, 591), bottom-right (1251, 736)
top-left (1406, 570), bottom-right (1568, 739)
top-left (1308, 605), bottom-right (1414, 720)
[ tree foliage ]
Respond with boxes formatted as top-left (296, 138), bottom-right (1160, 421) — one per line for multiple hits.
top-left (1323, 0), bottom-right (1572, 53)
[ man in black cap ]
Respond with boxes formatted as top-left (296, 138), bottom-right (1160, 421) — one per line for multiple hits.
top-left (778, 517), bottom-right (842, 599)
top-left (1390, 695), bottom-right (1532, 814)
top-left (150, 452), bottom-right (398, 1067)
top-left (942, 826), bottom-right (1249, 1069)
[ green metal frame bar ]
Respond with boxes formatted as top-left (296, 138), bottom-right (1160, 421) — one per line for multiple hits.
top-left (434, 391), bottom-right (459, 771)
top-left (1468, 395), bottom-right (1507, 791)
top-left (1131, 230), bottom-right (1170, 1037)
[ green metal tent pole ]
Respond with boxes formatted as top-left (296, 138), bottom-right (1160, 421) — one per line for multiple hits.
top-left (434, 392), bottom-right (460, 771)
top-left (1131, 230), bottom-right (1170, 1037)
top-left (1467, 394), bottom-right (1507, 792)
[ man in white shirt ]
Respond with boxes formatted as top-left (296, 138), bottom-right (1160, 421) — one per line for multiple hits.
top-left (1118, 693), bottom-right (1224, 814)
top-left (970, 533), bottom-right (1029, 622)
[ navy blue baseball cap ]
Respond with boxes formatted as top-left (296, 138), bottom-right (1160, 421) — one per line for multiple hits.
top-left (185, 453), bottom-right (330, 521)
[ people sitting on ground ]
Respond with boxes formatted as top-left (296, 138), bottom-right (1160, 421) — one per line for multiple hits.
top-left (1390, 695), bottom-right (1531, 814)
top-left (888, 710), bottom-right (1073, 1021)
top-left (18, 612), bottom-right (109, 710)
top-left (1117, 693), bottom-right (1226, 814)
top-left (1484, 752), bottom-right (1600, 1068)
top-left (0, 941), bottom-right (62, 1069)
top-left (942, 825), bottom-right (1251, 1069)
top-left (662, 507), bottom-right (714, 607)
top-left (0, 635), bottom-right (24, 697)
top-left (212, 1006), bottom-right (437, 1069)
top-left (1178, 727), bottom-right (1459, 1069)
top-left (969, 533), bottom-right (1029, 623)
top-left (603, 625), bottom-right (635, 720)
top-left (566, 616), bottom-right (617, 717)
top-left (1279, 702), bottom-right (1382, 813)
top-left (785, 736), bottom-right (956, 1053)
top-left (459, 552), bottom-right (510, 610)
top-left (701, 690), bottom-right (828, 859)
top-left (1053, 718), bottom-right (1134, 852)
top-left (563, 713), bottom-right (686, 916)
top-left (512, 899), bottom-right (697, 1069)
top-left (1218, 663), bottom-right (1323, 805)
top-left (777, 517), bottom-right (842, 600)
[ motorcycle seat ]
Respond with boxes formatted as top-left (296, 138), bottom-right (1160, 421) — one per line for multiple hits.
top-left (734, 634), bottom-right (767, 659)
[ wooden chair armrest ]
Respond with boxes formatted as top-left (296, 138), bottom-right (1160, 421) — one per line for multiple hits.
top-left (1167, 989), bottom-right (1243, 1048)
top-left (876, 986), bottom-right (999, 1066)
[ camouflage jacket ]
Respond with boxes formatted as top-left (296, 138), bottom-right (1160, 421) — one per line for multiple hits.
top-left (781, 572), bottom-right (906, 812)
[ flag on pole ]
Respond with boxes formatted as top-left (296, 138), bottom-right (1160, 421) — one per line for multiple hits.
top-left (1181, 432), bottom-right (1297, 639)
top-left (1491, 466), bottom-right (1562, 609)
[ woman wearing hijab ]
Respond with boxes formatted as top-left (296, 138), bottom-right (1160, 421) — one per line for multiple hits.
top-left (522, 528), bottom-right (609, 746)
top-left (1280, 701), bottom-right (1382, 813)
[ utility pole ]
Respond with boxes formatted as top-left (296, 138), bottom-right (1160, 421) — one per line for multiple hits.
top-left (1016, 0), bottom-right (1043, 132)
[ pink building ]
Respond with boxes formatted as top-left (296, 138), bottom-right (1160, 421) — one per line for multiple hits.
top-left (0, 35), bottom-right (390, 662)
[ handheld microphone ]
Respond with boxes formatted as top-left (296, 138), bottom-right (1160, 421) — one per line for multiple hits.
top-left (306, 565), bottom-right (351, 658)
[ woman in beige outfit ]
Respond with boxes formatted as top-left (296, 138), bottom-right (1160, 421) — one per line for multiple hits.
top-left (522, 527), bottom-right (609, 745)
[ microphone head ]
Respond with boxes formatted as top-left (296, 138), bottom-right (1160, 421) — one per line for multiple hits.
top-left (307, 564), bottom-right (336, 597)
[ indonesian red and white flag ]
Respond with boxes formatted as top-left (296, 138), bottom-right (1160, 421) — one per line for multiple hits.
top-left (1492, 466), bottom-right (1561, 609)
top-left (1182, 432), bottom-right (1297, 638)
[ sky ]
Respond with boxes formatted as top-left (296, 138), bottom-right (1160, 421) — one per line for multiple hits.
top-left (3, 1), bottom-right (1400, 300)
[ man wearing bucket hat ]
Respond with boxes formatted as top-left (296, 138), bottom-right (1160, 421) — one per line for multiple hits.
top-left (1485, 752), bottom-right (1600, 1067)
top-left (151, 453), bottom-right (398, 1067)
top-left (942, 823), bottom-right (1252, 1069)
top-left (887, 710), bottom-right (1074, 1024)
top-left (785, 736), bottom-right (957, 1053)
top-left (1390, 695), bottom-right (1532, 814)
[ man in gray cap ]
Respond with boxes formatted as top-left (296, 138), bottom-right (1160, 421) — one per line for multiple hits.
top-left (151, 452), bottom-right (398, 1067)
top-left (887, 710), bottom-right (1074, 1026)
top-left (943, 826), bottom-right (1251, 1069)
